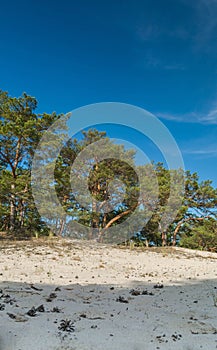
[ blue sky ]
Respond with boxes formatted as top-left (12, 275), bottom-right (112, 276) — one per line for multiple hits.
top-left (0, 0), bottom-right (217, 186)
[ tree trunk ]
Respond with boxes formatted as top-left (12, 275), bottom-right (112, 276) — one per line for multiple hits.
top-left (9, 183), bottom-right (16, 231)
top-left (18, 199), bottom-right (25, 228)
top-left (58, 219), bottom-right (65, 237)
top-left (102, 213), bottom-right (107, 228)
top-left (172, 223), bottom-right (181, 246)
top-left (9, 137), bottom-right (22, 232)
top-left (91, 198), bottom-right (100, 239)
top-left (162, 231), bottom-right (167, 246)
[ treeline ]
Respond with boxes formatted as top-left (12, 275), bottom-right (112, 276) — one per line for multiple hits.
top-left (0, 90), bottom-right (217, 250)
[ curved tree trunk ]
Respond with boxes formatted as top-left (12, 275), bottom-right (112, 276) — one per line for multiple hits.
top-left (98, 205), bottom-right (137, 242)
top-left (172, 216), bottom-right (211, 246)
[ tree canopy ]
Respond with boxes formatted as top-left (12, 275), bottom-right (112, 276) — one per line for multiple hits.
top-left (0, 90), bottom-right (216, 250)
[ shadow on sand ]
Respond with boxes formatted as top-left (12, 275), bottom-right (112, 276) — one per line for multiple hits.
top-left (0, 277), bottom-right (217, 350)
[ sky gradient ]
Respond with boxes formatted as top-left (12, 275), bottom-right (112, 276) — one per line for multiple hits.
top-left (0, 0), bottom-right (217, 186)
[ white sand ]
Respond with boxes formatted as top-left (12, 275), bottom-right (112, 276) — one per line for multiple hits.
top-left (0, 238), bottom-right (217, 350)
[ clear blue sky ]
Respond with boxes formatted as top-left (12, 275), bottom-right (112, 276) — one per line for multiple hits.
top-left (1, 0), bottom-right (217, 186)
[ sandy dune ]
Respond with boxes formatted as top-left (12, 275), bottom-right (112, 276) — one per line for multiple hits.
top-left (0, 238), bottom-right (217, 350)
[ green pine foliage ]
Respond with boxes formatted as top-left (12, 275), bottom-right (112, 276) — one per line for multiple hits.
top-left (0, 89), bottom-right (216, 249)
top-left (180, 219), bottom-right (217, 251)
